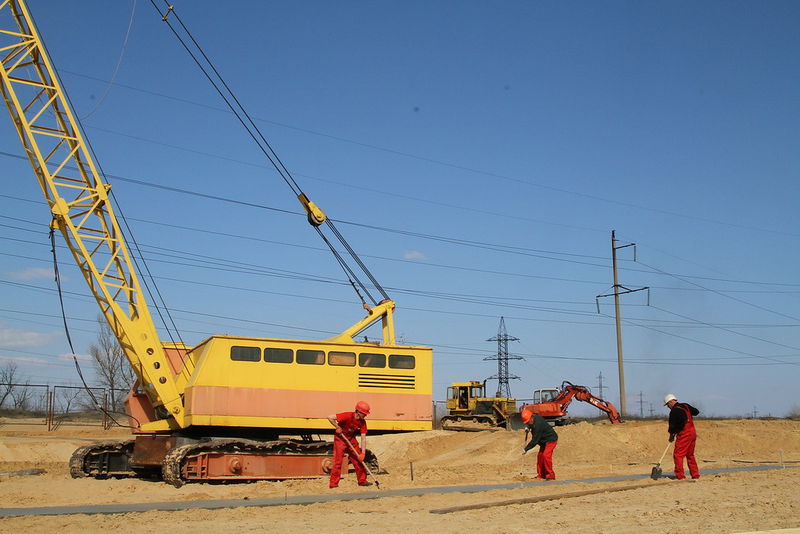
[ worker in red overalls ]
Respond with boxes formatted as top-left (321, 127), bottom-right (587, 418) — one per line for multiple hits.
top-left (664, 393), bottom-right (700, 480)
top-left (327, 401), bottom-right (371, 488)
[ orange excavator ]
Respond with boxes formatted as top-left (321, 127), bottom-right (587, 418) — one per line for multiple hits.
top-left (519, 381), bottom-right (622, 426)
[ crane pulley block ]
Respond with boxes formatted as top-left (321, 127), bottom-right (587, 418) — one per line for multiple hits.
top-left (297, 192), bottom-right (327, 226)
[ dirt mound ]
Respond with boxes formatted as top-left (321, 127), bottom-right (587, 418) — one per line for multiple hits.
top-left (1, 418), bottom-right (799, 533)
top-left (372, 419), bottom-right (799, 484)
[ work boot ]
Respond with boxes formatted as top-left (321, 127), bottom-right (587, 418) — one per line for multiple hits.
top-left (358, 481), bottom-right (373, 486)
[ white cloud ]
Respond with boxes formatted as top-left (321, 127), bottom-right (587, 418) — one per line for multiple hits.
top-left (403, 250), bottom-right (426, 260)
top-left (0, 354), bottom-right (50, 366)
top-left (0, 326), bottom-right (62, 348)
top-left (8, 267), bottom-right (55, 281)
top-left (57, 352), bottom-right (91, 363)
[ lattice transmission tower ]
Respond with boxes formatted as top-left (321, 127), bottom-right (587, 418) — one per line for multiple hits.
top-left (484, 316), bottom-right (522, 398)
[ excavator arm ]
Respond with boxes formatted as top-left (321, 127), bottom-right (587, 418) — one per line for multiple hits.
top-left (0, 0), bottom-right (188, 428)
top-left (560, 382), bottom-right (621, 424)
top-left (522, 381), bottom-right (622, 424)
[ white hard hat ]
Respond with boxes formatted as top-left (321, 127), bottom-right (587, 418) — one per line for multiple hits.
top-left (663, 394), bottom-right (677, 405)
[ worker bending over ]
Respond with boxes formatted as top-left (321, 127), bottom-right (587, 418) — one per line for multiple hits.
top-left (664, 393), bottom-right (700, 480)
top-left (521, 409), bottom-right (559, 480)
top-left (327, 401), bottom-right (372, 488)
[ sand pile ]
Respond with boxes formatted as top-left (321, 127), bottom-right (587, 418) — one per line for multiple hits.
top-left (1, 418), bottom-right (799, 533)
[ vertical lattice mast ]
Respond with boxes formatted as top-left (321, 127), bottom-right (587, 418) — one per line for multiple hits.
top-left (484, 316), bottom-right (522, 398)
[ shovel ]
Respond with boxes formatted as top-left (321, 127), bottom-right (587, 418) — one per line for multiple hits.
top-left (651, 441), bottom-right (672, 480)
top-left (339, 434), bottom-right (381, 489)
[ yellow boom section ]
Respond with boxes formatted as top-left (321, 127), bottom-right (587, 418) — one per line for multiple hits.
top-left (0, 0), bottom-right (188, 426)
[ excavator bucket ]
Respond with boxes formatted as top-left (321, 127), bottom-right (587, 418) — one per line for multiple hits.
top-left (506, 412), bottom-right (525, 431)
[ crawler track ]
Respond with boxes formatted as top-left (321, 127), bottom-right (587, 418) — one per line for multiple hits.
top-left (69, 439), bottom-right (136, 479)
top-left (70, 437), bottom-right (381, 486)
top-left (162, 438), bottom-right (382, 487)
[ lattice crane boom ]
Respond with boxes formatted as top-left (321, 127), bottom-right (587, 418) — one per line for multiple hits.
top-left (0, 0), bottom-right (188, 427)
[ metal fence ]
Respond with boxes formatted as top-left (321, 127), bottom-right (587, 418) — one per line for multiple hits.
top-left (0, 383), bottom-right (129, 430)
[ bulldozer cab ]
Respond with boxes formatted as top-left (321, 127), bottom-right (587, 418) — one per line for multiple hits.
top-left (447, 381), bottom-right (485, 411)
top-left (533, 388), bottom-right (560, 404)
top-left (442, 381), bottom-right (523, 430)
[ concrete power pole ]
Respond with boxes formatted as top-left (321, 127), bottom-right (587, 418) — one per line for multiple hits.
top-left (595, 230), bottom-right (649, 417)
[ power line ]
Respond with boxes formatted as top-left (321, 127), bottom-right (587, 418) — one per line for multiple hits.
top-left (53, 69), bottom-right (800, 240)
top-left (4, 187), bottom-right (800, 292)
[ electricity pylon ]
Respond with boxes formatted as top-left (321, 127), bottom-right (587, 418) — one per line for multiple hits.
top-left (485, 316), bottom-right (522, 398)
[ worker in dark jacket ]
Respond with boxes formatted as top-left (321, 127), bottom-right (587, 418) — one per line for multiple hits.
top-left (521, 409), bottom-right (558, 480)
top-left (664, 393), bottom-right (700, 480)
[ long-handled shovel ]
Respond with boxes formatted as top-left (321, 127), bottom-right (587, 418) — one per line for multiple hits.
top-left (651, 441), bottom-right (672, 480)
top-left (339, 435), bottom-right (381, 489)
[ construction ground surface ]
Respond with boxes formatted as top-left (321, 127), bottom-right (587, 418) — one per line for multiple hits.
top-left (0, 417), bottom-right (798, 533)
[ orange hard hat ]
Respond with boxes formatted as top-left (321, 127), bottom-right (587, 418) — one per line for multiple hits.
top-left (355, 401), bottom-right (371, 415)
top-left (521, 409), bottom-right (532, 424)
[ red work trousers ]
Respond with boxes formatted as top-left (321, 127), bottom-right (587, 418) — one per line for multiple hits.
top-left (673, 428), bottom-right (699, 479)
top-left (329, 435), bottom-right (367, 487)
top-left (536, 440), bottom-right (558, 479)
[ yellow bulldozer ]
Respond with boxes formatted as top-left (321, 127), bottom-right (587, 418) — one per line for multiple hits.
top-left (440, 381), bottom-right (524, 431)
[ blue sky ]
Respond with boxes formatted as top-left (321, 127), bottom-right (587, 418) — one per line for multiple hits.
top-left (1, 1), bottom-right (798, 418)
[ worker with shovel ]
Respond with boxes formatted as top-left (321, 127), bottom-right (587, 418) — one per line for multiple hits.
top-left (664, 393), bottom-right (700, 480)
top-left (521, 409), bottom-right (559, 480)
top-left (327, 401), bottom-right (372, 488)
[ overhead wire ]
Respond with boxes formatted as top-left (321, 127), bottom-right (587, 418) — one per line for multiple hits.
top-left (53, 68), bottom-right (800, 240)
top-left (148, 0), bottom-right (389, 307)
top-left (4, 218), bottom-right (800, 332)
top-left (597, 310), bottom-right (798, 366)
top-left (3, 169), bottom-right (800, 292)
top-left (648, 304), bottom-right (800, 352)
top-left (23, 1), bottom-right (189, 361)
top-left (5, 272), bottom-right (799, 368)
top-left (4, 6), bottom-right (795, 410)
top-left (637, 259), bottom-right (800, 323)
top-left (18, 1), bottom-right (170, 424)
top-left (48, 226), bottom-right (133, 427)
top-left (78, 0), bottom-right (137, 120)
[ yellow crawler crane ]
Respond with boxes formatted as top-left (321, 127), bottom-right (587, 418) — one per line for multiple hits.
top-left (0, 0), bottom-right (432, 486)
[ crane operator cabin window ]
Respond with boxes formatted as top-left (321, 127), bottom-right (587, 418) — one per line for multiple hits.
top-left (328, 351), bottom-right (356, 366)
top-left (359, 353), bottom-right (386, 368)
top-left (230, 346), bottom-right (261, 362)
top-left (297, 349), bottom-right (325, 365)
top-left (389, 354), bottom-right (415, 369)
top-left (264, 347), bottom-right (293, 363)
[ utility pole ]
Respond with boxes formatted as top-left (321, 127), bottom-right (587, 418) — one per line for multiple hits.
top-left (485, 317), bottom-right (522, 398)
top-left (595, 230), bottom-right (649, 417)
